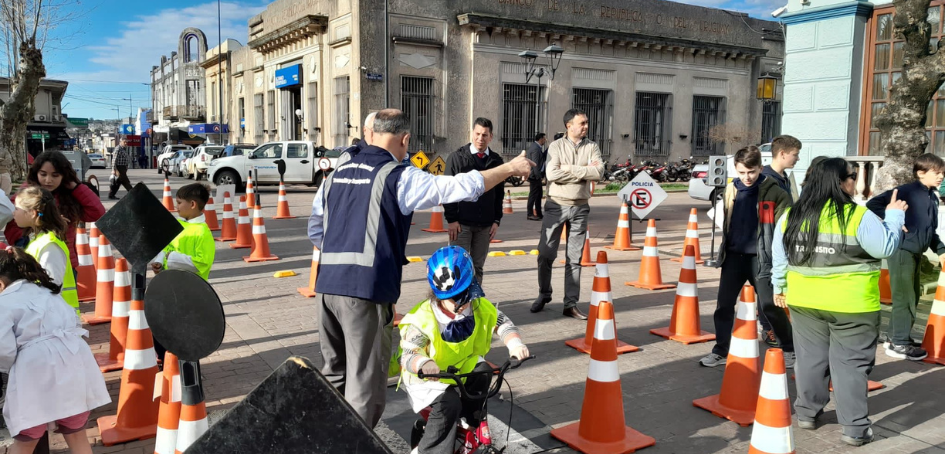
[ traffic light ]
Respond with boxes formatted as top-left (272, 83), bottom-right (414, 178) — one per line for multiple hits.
top-left (707, 155), bottom-right (727, 187)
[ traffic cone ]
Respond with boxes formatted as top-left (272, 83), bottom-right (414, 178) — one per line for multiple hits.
top-left (216, 192), bottom-right (237, 242)
top-left (273, 179), bottom-right (296, 219)
top-left (503, 190), bottom-right (513, 214)
top-left (747, 349), bottom-right (795, 454)
top-left (605, 203), bottom-right (641, 252)
top-left (565, 251), bottom-right (638, 354)
top-left (97, 296), bottom-right (161, 445)
top-left (246, 169), bottom-right (255, 202)
top-left (154, 352), bottom-right (182, 454)
top-left (671, 208), bottom-right (704, 264)
top-left (626, 220), bottom-right (676, 291)
top-left (550, 301), bottom-right (656, 453)
top-left (162, 178), bottom-right (176, 212)
top-left (693, 285), bottom-right (760, 426)
top-left (580, 228), bottom-right (596, 267)
top-left (297, 247), bottom-right (320, 297)
top-left (244, 197), bottom-right (279, 262)
top-left (204, 196), bottom-right (220, 231)
top-left (649, 245), bottom-right (713, 343)
top-left (422, 205), bottom-right (449, 233)
top-left (175, 362), bottom-right (209, 453)
top-left (83, 235), bottom-right (114, 325)
top-left (89, 221), bottom-right (100, 269)
top-left (879, 259), bottom-right (892, 305)
top-left (922, 269), bottom-right (945, 365)
top-left (75, 225), bottom-right (96, 302)
top-left (561, 223), bottom-right (569, 243)
top-left (229, 196), bottom-right (254, 249)
top-left (94, 258), bottom-right (131, 372)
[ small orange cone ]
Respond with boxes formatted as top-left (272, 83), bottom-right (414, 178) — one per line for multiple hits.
top-left (162, 178), bottom-right (176, 212)
top-left (216, 192), bottom-right (237, 242)
top-left (422, 205), bottom-right (449, 233)
top-left (245, 169), bottom-right (255, 202)
top-left (693, 285), bottom-right (760, 425)
top-left (229, 196), bottom-right (254, 249)
top-left (671, 208), bottom-right (704, 264)
top-left (83, 235), bottom-right (115, 325)
top-left (94, 258), bottom-right (131, 372)
top-left (297, 247), bottom-right (320, 298)
top-left (97, 296), bottom-right (160, 445)
top-left (561, 223), bottom-right (569, 243)
top-left (551, 301), bottom-right (656, 453)
top-left (89, 221), bottom-right (101, 269)
top-left (747, 349), bottom-right (795, 454)
top-left (154, 352), bottom-right (182, 454)
top-left (626, 220), bottom-right (676, 291)
top-left (565, 251), bottom-right (638, 355)
top-left (174, 361), bottom-right (209, 453)
top-left (244, 196), bottom-right (279, 262)
top-left (922, 269), bottom-right (945, 365)
top-left (561, 227), bottom-right (596, 266)
top-left (879, 259), bottom-right (892, 305)
top-left (204, 196), bottom-right (220, 231)
top-left (75, 225), bottom-right (96, 302)
top-left (649, 245), bottom-right (713, 343)
top-left (503, 190), bottom-right (513, 214)
top-left (273, 179), bottom-right (296, 219)
top-left (605, 203), bottom-right (640, 251)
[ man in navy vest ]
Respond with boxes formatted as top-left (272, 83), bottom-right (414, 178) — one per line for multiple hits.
top-left (307, 109), bottom-right (534, 428)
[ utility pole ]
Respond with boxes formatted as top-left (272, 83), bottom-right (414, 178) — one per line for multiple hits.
top-left (217, 0), bottom-right (225, 145)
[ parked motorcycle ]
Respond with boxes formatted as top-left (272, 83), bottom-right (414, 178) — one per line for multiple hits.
top-left (666, 158), bottom-right (694, 182)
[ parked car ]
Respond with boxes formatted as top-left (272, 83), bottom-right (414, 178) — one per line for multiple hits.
top-left (156, 145), bottom-right (193, 174)
top-left (168, 150), bottom-right (195, 177)
top-left (218, 143), bottom-right (257, 159)
top-left (187, 145), bottom-right (225, 180)
top-left (688, 149), bottom-right (772, 201)
top-left (87, 153), bottom-right (106, 169)
top-left (208, 141), bottom-right (336, 190)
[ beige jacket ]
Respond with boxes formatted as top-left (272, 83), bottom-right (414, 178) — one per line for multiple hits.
top-left (545, 137), bottom-right (604, 206)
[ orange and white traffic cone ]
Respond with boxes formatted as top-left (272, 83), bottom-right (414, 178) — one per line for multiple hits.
top-left (245, 169), bottom-right (255, 202)
top-left (747, 349), bottom-right (795, 454)
top-left (565, 251), bottom-right (638, 355)
top-left (154, 352), bottom-right (182, 454)
top-left (421, 205), bottom-right (449, 233)
top-left (561, 223), bottom-right (569, 243)
top-left (551, 301), bottom-right (656, 453)
top-left (650, 245), bottom-right (714, 343)
top-left (671, 208), bottom-right (704, 264)
top-left (879, 259), bottom-right (892, 305)
top-left (97, 296), bottom-right (160, 445)
top-left (75, 225), bottom-right (96, 302)
top-left (605, 203), bottom-right (640, 251)
top-left (204, 196), bottom-right (220, 231)
top-left (626, 219), bottom-right (676, 291)
top-left (273, 179), bottom-right (296, 219)
top-left (216, 192), bottom-right (237, 242)
top-left (244, 197), bottom-right (279, 262)
top-left (503, 190), bottom-right (513, 214)
top-left (162, 178), bottom-right (176, 212)
top-left (89, 221), bottom-right (101, 269)
top-left (175, 362), bottom-right (209, 453)
top-left (561, 227), bottom-right (596, 266)
top-left (83, 235), bottom-right (114, 325)
top-left (297, 247), bottom-right (319, 297)
top-left (95, 258), bottom-right (131, 372)
top-left (229, 196), bottom-right (254, 249)
top-left (693, 285), bottom-right (760, 426)
top-left (922, 269), bottom-right (945, 365)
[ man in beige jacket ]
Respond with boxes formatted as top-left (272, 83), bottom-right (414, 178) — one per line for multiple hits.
top-left (531, 109), bottom-right (604, 320)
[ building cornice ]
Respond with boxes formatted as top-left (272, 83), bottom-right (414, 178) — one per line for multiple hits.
top-left (248, 15), bottom-right (328, 54)
top-left (779, 1), bottom-right (873, 25)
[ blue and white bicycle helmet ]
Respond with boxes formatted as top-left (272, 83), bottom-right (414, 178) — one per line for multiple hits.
top-left (426, 246), bottom-right (484, 302)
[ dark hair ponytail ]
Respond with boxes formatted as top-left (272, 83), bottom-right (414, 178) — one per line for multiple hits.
top-left (0, 248), bottom-right (61, 294)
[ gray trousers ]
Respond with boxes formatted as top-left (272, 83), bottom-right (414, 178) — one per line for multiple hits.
top-left (453, 224), bottom-right (492, 284)
top-left (537, 200), bottom-right (590, 309)
top-left (792, 306), bottom-right (880, 438)
top-left (317, 293), bottom-right (394, 428)
top-left (888, 248), bottom-right (923, 346)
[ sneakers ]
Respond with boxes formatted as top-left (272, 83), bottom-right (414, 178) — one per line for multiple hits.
top-left (841, 428), bottom-right (874, 447)
top-left (763, 329), bottom-right (779, 347)
top-left (796, 419), bottom-right (817, 430)
top-left (883, 339), bottom-right (921, 349)
top-left (885, 344), bottom-right (928, 361)
top-left (699, 353), bottom-right (726, 368)
top-left (783, 351), bottom-right (796, 369)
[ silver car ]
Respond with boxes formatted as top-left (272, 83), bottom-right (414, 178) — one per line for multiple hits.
top-left (168, 150), bottom-right (195, 177)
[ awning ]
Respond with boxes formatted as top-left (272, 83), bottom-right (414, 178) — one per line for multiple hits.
top-left (187, 123), bottom-right (230, 135)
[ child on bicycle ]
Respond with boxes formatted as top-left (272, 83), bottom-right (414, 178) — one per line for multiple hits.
top-left (399, 246), bottom-right (529, 454)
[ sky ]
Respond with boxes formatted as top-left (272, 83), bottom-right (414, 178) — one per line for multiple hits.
top-left (23, 0), bottom-right (784, 122)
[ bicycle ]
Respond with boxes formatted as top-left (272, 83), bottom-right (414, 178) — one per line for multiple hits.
top-left (411, 356), bottom-right (535, 454)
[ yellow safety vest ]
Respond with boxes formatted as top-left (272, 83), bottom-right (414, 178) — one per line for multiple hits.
top-left (163, 219), bottom-right (215, 281)
top-left (26, 231), bottom-right (79, 313)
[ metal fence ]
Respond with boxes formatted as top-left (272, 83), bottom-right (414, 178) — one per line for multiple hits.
top-left (334, 76), bottom-right (350, 148)
top-left (634, 92), bottom-right (670, 156)
top-left (572, 88), bottom-right (612, 156)
top-left (501, 84), bottom-right (544, 155)
top-left (402, 76), bottom-right (435, 153)
top-left (692, 96), bottom-right (724, 156)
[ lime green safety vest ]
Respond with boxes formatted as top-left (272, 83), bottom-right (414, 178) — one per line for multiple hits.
top-left (781, 204), bottom-right (881, 313)
top-left (163, 219), bottom-right (215, 281)
top-left (399, 298), bottom-right (498, 385)
top-left (26, 231), bottom-right (79, 313)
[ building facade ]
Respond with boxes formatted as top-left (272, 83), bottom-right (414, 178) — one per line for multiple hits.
top-left (200, 39), bottom-right (241, 145)
top-left (0, 77), bottom-right (71, 156)
top-left (149, 28), bottom-right (210, 146)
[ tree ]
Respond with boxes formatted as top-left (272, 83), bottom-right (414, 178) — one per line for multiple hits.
top-left (707, 123), bottom-right (757, 152)
top-left (872, 0), bottom-right (945, 190)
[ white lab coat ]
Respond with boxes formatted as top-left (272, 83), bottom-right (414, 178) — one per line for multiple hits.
top-left (0, 280), bottom-right (110, 436)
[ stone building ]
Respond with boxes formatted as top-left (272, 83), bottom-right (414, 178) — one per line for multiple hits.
top-left (222, 0), bottom-right (784, 162)
top-left (0, 77), bottom-right (71, 156)
top-left (149, 28), bottom-right (210, 146)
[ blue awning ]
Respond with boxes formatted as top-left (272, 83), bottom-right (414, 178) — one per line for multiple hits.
top-left (188, 124), bottom-right (229, 135)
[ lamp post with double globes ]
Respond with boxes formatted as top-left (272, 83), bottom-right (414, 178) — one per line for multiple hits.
top-left (518, 43), bottom-right (564, 140)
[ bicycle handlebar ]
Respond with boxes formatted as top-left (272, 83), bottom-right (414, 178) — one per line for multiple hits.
top-left (418, 356), bottom-right (535, 400)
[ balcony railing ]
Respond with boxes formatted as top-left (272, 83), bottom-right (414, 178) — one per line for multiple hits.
top-left (162, 105), bottom-right (205, 121)
top-left (847, 156), bottom-right (886, 202)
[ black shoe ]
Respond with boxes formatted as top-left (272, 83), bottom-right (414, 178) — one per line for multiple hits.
top-left (527, 215), bottom-right (542, 221)
top-left (763, 329), bottom-right (779, 347)
top-left (563, 307), bottom-right (588, 320)
top-left (530, 296), bottom-right (550, 313)
top-left (840, 428), bottom-right (874, 447)
top-left (885, 343), bottom-right (928, 361)
top-left (108, 195), bottom-right (119, 200)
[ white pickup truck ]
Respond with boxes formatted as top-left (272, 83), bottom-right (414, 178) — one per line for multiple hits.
top-left (207, 141), bottom-right (340, 190)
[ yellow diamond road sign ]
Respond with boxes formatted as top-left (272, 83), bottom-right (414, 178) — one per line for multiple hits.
top-left (411, 151), bottom-right (430, 169)
top-left (428, 156), bottom-right (446, 176)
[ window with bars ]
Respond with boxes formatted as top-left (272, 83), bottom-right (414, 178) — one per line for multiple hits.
top-left (501, 84), bottom-right (545, 155)
top-left (307, 82), bottom-right (318, 143)
top-left (334, 76), bottom-right (350, 148)
top-left (761, 101), bottom-right (781, 144)
top-left (253, 93), bottom-right (264, 145)
top-left (238, 97), bottom-right (245, 138)
top-left (692, 96), bottom-right (725, 156)
top-left (634, 92), bottom-right (671, 156)
top-left (402, 76), bottom-right (435, 153)
top-left (572, 88), bottom-right (613, 156)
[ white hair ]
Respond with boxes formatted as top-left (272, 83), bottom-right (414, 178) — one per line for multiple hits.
top-left (364, 112), bottom-right (377, 131)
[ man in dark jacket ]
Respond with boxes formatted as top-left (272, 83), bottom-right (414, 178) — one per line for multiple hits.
top-left (762, 135), bottom-right (802, 201)
top-left (444, 117), bottom-right (505, 283)
top-left (526, 133), bottom-right (547, 220)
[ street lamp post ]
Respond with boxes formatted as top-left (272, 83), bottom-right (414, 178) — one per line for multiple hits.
top-left (518, 44), bottom-right (565, 140)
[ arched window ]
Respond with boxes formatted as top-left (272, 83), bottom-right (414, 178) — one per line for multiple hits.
top-left (184, 35), bottom-right (199, 63)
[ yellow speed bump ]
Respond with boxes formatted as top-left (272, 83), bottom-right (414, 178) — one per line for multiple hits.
top-left (509, 250), bottom-right (527, 256)
top-left (488, 251), bottom-right (507, 257)
top-left (273, 270), bottom-right (297, 278)
top-left (530, 250), bottom-right (540, 255)
top-left (407, 256), bottom-right (424, 262)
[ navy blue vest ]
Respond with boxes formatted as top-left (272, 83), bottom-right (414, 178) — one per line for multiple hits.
top-left (316, 146), bottom-right (414, 304)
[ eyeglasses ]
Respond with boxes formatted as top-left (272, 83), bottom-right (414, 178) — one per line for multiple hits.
top-left (845, 172), bottom-right (858, 181)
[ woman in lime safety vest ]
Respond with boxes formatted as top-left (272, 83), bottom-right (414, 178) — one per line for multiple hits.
top-left (399, 246), bottom-right (529, 454)
top-left (772, 157), bottom-right (907, 447)
top-left (13, 186), bottom-right (79, 314)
